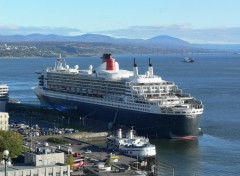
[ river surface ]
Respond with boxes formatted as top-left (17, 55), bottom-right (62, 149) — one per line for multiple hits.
top-left (1, 53), bottom-right (240, 175)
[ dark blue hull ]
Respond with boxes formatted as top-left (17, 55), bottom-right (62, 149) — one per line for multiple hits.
top-left (36, 94), bottom-right (201, 138)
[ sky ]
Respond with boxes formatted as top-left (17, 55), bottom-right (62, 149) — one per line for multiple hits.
top-left (0, 0), bottom-right (240, 44)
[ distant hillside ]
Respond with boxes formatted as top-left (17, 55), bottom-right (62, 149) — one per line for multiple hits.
top-left (0, 33), bottom-right (189, 45)
top-left (146, 35), bottom-right (191, 49)
top-left (147, 35), bottom-right (189, 45)
top-left (0, 33), bottom-right (135, 43)
top-left (74, 34), bottom-right (116, 42)
top-left (0, 34), bottom-right (239, 57)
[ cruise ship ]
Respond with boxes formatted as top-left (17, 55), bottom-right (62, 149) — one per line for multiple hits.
top-left (33, 54), bottom-right (204, 138)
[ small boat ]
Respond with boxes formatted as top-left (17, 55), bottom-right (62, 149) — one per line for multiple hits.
top-left (183, 57), bottom-right (195, 63)
top-left (106, 128), bottom-right (156, 158)
top-left (8, 98), bottom-right (21, 103)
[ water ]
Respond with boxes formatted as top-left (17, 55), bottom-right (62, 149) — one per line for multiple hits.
top-left (1, 53), bottom-right (240, 175)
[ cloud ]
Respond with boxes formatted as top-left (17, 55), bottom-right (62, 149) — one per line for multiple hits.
top-left (95, 25), bottom-right (240, 44)
top-left (0, 23), bottom-right (82, 36)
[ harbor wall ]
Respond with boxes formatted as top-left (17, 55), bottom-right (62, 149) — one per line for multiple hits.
top-left (65, 132), bottom-right (108, 139)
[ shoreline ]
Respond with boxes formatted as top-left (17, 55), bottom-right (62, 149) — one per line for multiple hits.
top-left (0, 55), bottom-right (95, 59)
top-left (0, 52), bottom-right (237, 59)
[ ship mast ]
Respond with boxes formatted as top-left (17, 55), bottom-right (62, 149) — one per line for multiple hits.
top-left (55, 54), bottom-right (65, 70)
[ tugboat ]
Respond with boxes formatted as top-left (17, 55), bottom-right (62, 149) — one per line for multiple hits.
top-left (106, 128), bottom-right (156, 158)
top-left (183, 57), bottom-right (195, 63)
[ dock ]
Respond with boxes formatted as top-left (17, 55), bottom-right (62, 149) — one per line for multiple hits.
top-left (8, 104), bottom-right (157, 175)
top-left (63, 136), bottom-right (156, 176)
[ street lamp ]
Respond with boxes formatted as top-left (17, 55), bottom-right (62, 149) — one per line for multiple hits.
top-left (53, 120), bottom-right (56, 129)
top-left (62, 116), bottom-right (64, 127)
top-left (1, 150), bottom-right (11, 176)
top-left (79, 117), bottom-right (82, 128)
top-left (68, 116), bottom-right (70, 127)
top-left (82, 116), bottom-right (85, 130)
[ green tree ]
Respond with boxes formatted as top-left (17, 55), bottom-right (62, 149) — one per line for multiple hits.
top-left (65, 154), bottom-right (75, 169)
top-left (105, 156), bottom-right (112, 166)
top-left (0, 130), bottom-right (23, 158)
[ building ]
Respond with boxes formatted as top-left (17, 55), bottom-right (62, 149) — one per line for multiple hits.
top-left (0, 164), bottom-right (70, 176)
top-left (0, 148), bottom-right (70, 176)
top-left (0, 84), bottom-right (8, 112)
top-left (0, 112), bottom-right (9, 131)
top-left (24, 150), bottom-right (65, 166)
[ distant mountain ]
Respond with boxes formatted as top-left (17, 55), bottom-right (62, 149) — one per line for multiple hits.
top-left (0, 33), bottom-right (114, 42)
top-left (0, 33), bottom-right (185, 44)
top-left (147, 35), bottom-right (189, 44)
top-left (0, 33), bottom-right (239, 52)
top-left (146, 35), bottom-right (191, 49)
top-left (74, 34), bottom-right (116, 42)
top-left (0, 34), bottom-right (65, 42)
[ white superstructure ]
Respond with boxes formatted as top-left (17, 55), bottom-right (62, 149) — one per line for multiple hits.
top-left (107, 128), bottom-right (156, 157)
top-left (34, 54), bottom-right (203, 116)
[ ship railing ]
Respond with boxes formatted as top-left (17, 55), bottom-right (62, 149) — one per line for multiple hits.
top-left (176, 93), bottom-right (191, 98)
top-left (162, 81), bottom-right (174, 85)
top-left (189, 100), bottom-right (204, 109)
top-left (192, 104), bottom-right (204, 109)
top-left (170, 89), bottom-right (178, 94)
top-left (159, 95), bottom-right (175, 100)
top-left (161, 106), bottom-right (203, 115)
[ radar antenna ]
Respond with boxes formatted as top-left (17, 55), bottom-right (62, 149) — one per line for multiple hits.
top-left (57, 53), bottom-right (62, 62)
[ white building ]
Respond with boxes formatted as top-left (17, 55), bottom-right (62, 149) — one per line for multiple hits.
top-left (24, 150), bottom-right (65, 166)
top-left (0, 149), bottom-right (70, 176)
top-left (0, 112), bottom-right (9, 131)
top-left (0, 164), bottom-right (70, 176)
